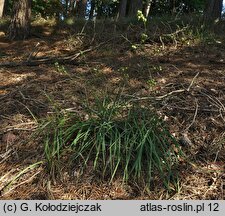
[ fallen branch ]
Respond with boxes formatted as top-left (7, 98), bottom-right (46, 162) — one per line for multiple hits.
top-left (0, 44), bottom-right (102, 67)
top-left (184, 99), bottom-right (198, 132)
top-left (163, 25), bottom-right (189, 37)
top-left (187, 72), bottom-right (199, 92)
top-left (125, 89), bottom-right (185, 102)
top-left (26, 42), bottom-right (41, 61)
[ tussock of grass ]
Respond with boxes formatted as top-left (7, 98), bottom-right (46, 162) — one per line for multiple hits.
top-left (40, 95), bottom-right (182, 189)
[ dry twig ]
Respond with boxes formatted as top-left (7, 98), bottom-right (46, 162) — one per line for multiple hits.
top-left (0, 43), bottom-right (104, 67)
top-left (184, 99), bottom-right (199, 132)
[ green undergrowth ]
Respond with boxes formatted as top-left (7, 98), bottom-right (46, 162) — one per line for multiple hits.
top-left (38, 94), bottom-right (183, 190)
top-left (29, 14), bottom-right (224, 48)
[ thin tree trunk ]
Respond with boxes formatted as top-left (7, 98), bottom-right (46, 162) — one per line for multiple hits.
top-left (68, 0), bottom-right (76, 16)
top-left (89, 0), bottom-right (95, 20)
top-left (171, 0), bottom-right (176, 14)
top-left (7, 0), bottom-right (31, 40)
top-left (0, 0), bottom-right (5, 18)
top-left (63, 0), bottom-right (69, 17)
top-left (143, 0), bottom-right (152, 18)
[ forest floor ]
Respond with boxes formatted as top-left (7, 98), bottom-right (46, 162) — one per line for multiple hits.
top-left (0, 21), bottom-right (225, 199)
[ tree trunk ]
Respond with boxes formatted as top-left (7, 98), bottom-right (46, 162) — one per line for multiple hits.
top-left (68, 0), bottom-right (76, 16)
top-left (118, 0), bottom-right (127, 18)
top-left (204, 0), bottom-right (223, 22)
top-left (89, 0), bottom-right (95, 20)
top-left (76, 0), bottom-right (87, 18)
top-left (170, 0), bottom-right (176, 14)
top-left (64, 0), bottom-right (69, 18)
top-left (143, 0), bottom-right (152, 18)
top-left (7, 0), bottom-right (31, 40)
top-left (127, 0), bottom-right (142, 17)
top-left (0, 0), bottom-right (5, 18)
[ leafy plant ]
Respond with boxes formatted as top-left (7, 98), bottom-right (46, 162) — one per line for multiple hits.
top-left (147, 79), bottom-right (157, 89)
top-left (39, 94), bottom-right (182, 189)
top-left (54, 62), bottom-right (68, 74)
top-left (118, 66), bottom-right (128, 73)
top-left (137, 10), bottom-right (148, 44)
top-left (129, 10), bottom-right (149, 50)
top-left (137, 10), bottom-right (147, 28)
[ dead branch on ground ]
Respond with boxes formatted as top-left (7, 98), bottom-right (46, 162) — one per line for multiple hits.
top-left (0, 43), bottom-right (104, 68)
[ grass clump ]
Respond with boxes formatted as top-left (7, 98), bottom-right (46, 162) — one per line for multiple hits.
top-left (40, 95), bottom-right (182, 189)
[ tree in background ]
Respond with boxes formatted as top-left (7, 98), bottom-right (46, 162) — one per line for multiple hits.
top-left (182, 0), bottom-right (205, 13)
top-left (143, 0), bottom-right (152, 18)
top-left (95, 0), bottom-right (118, 19)
top-left (7, 0), bottom-right (31, 40)
top-left (204, 0), bottom-right (223, 22)
top-left (75, 0), bottom-right (87, 18)
top-left (1, 0), bottom-right (210, 22)
top-left (32, 0), bottom-right (62, 19)
top-left (117, 0), bottom-right (142, 19)
top-left (148, 0), bottom-right (205, 15)
top-left (0, 0), bottom-right (5, 18)
top-left (0, 0), bottom-right (13, 17)
top-left (3, 0), bottom-right (220, 39)
top-left (89, 0), bottom-right (96, 19)
top-left (127, 0), bottom-right (142, 17)
top-left (118, 0), bottom-right (127, 18)
top-left (68, 0), bottom-right (76, 16)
